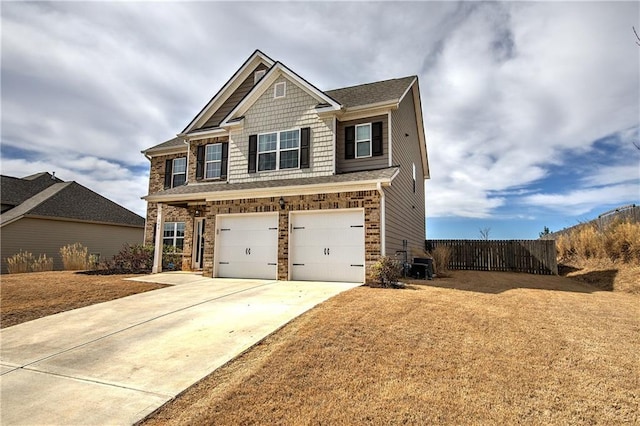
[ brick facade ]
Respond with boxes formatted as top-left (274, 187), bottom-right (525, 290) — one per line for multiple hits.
top-left (147, 190), bottom-right (382, 282)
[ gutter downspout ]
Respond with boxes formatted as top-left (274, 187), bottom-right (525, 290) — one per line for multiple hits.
top-left (376, 181), bottom-right (386, 257)
top-left (183, 138), bottom-right (190, 184)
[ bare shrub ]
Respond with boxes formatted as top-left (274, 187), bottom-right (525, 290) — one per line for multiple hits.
top-left (60, 243), bottom-right (89, 270)
top-left (31, 254), bottom-right (54, 272)
top-left (430, 246), bottom-right (452, 277)
top-left (6, 251), bottom-right (34, 274)
top-left (371, 256), bottom-right (403, 288)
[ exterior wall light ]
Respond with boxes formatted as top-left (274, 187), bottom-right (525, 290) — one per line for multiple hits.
top-left (279, 197), bottom-right (285, 210)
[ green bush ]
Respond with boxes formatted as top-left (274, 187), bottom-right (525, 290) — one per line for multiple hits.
top-left (162, 245), bottom-right (182, 271)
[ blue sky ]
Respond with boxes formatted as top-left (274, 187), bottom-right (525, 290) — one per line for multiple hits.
top-left (2, 1), bottom-right (639, 240)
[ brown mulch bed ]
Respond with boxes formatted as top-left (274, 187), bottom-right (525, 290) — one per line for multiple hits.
top-left (0, 271), bottom-right (167, 328)
top-left (140, 271), bottom-right (639, 425)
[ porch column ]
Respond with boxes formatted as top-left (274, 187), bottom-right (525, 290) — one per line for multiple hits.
top-left (152, 203), bottom-right (164, 273)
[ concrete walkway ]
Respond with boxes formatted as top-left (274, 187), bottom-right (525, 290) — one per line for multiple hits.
top-left (0, 273), bottom-right (360, 425)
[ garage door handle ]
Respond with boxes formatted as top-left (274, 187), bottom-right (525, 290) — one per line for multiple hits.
top-left (245, 248), bottom-right (251, 255)
top-left (323, 248), bottom-right (330, 255)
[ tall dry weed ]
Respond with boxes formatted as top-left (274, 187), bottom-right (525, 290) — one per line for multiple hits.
top-left (557, 219), bottom-right (640, 265)
top-left (31, 254), bottom-right (54, 272)
top-left (430, 246), bottom-right (452, 277)
top-left (60, 243), bottom-right (89, 270)
top-left (6, 251), bottom-right (34, 274)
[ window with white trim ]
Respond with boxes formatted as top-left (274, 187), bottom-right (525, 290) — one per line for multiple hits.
top-left (163, 222), bottom-right (185, 251)
top-left (254, 69), bottom-right (266, 84)
top-left (172, 158), bottom-right (186, 187)
top-left (274, 81), bottom-right (286, 99)
top-left (205, 143), bottom-right (222, 179)
top-left (355, 123), bottom-right (371, 158)
top-left (258, 129), bottom-right (300, 171)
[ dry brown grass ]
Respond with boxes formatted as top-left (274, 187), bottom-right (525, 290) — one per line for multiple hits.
top-left (557, 219), bottom-right (640, 264)
top-left (141, 271), bottom-right (639, 425)
top-left (0, 271), bottom-right (167, 328)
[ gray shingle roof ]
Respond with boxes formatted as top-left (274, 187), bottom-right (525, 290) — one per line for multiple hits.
top-left (1, 174), bottom-right (145, 228)
top-left (143, 73), bottom-right (417, 153)
top-left (325, 76), bottom-right (416, 109)
top-left (145, 167), bottom-right (399, 200)
top-left (1, 173), bottom-right (62, 207)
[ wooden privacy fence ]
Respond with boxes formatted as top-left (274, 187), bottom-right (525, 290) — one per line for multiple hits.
top-left (425, 240), bottom-right (558, 275)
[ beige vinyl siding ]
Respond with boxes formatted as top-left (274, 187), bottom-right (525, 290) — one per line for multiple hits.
top-left (335, 115), bottom-right (389, 173)
top-left (1, 217), bottom-right (144, 273)
top-left (384, 89), bottom-right (426, 258)
top-left (201, 64), bottom-right (270, 130)
top-left (228, 75), bottom-right (334, 183)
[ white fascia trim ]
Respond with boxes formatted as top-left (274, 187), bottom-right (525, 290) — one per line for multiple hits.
top-left (220, 63), bottom-right (341, 127)
top-left (181, 127), bottom-right (229, 140)
top-left (144, 178), bottom-right (394, 204)
top-left (143, 146), bottom-right (188, 157)
top-left (398, 77), bottom-right (418, 104)
top-left (411, 83), bottom-right (430, 179)
top-left (185, 51), bottom-right (274, 133)
top-left (339, 104), bottom-right (396, 122)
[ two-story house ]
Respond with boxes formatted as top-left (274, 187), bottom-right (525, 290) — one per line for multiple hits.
top-left (142, 50), bottom-right (429, 283)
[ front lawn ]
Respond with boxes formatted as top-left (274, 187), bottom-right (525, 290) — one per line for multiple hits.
top-left (0, 271), bottom-right (167, 328)
top-left (141, 271), bottom-right (639, 425)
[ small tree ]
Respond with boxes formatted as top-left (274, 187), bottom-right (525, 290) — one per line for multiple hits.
top-left (539, 226), bottom-right (551, 238)
top-left (371, 256), bottom-right (403, 288)
top-left (479, 227), bottom-right (491, 240)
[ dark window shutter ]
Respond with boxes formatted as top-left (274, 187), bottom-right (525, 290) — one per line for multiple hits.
top-left (345, 126), bottom-right (355, 160)
top-left (164, 159), bottom-right (173, 189)
top-left (220, 143), bottom-right (229, 180)
top-left (300, 127), bottom-right (310, 169)
top-left (248, 135), bottom-right (257, 173)
top-left (196, 145), bottom-right (205, 180)
top-left (372, 122), bottom-right (383, 156)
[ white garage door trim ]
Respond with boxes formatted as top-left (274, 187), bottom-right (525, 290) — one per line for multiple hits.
top-left (289, 208), bottom-right (365, 283)
top-left (214, 212), bottom-right (278, 280)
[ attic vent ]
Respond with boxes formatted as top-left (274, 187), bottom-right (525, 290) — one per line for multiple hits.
top-left (274, 81), bottom-right (286, 99)
top-left (254, 69), bottom-right (266, 84)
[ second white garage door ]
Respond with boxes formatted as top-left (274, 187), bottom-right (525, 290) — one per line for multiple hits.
top-left (289, 209), bottom-right (365, 283)
top-left (215, 213), bottom-right (278, 280)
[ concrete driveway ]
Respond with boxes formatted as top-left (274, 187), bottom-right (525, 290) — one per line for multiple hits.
top-left (0, 273), bottom-right (360, 425)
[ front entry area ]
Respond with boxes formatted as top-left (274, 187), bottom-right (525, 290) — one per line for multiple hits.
top-left (289, 209), bottom-right (365, 283)
top-left (214, 213), bottom-right (278, 280)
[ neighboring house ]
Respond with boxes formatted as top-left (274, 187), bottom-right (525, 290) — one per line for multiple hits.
top-left (1, 172), bottom-right (145, 272)
top-left (143, 50), bottom-right (429, 283)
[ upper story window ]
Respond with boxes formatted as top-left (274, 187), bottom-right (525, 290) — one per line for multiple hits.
top-left (205, 143), bottom-right (222, 179)
top-left (254, 69), bottom-right (266, 84)
top-left (248, 128), bottom-right (310, 173)
top-left (164, 157), bottom-right (186, 189)
top-left (344, 121), bottom-right (383, 160)
top-left (355, 124), bottom-right (371, 158)
top-left (274, 81), bottom-right (286, 99)
top-left (163, 222), bottom-right (185, 251)
top-left (257, 129), bottom-right (299, 171)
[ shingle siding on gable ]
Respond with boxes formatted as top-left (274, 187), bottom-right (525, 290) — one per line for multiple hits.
top-left (200, 63), bottom-right (270, 130)
top-left (385, 89), bottom-right (426, 257)
top-left (335, 115), bottom-right (389, 173)
top-left (228, 75), bottom-right (334, 183)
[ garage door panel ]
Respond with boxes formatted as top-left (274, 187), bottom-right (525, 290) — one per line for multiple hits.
top-left (290, 210), bottom-right (365, 283)
top-left (215, 214), bottom-right (278, 280)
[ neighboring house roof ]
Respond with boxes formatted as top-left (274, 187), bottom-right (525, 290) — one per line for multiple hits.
top-left (0, 173), bottom-right (145, 228)
top-left (325, 76), bottom-right (417, 109)
top-left (1, 172), bottom-right (62, 207)
top-left (144, 166), bottom-right (400, 203)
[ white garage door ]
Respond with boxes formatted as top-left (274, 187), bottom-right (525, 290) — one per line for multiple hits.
top-left (215, 213), bottom-right (278, 279)
top-left (290, 209), bottom-right (365, 283)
